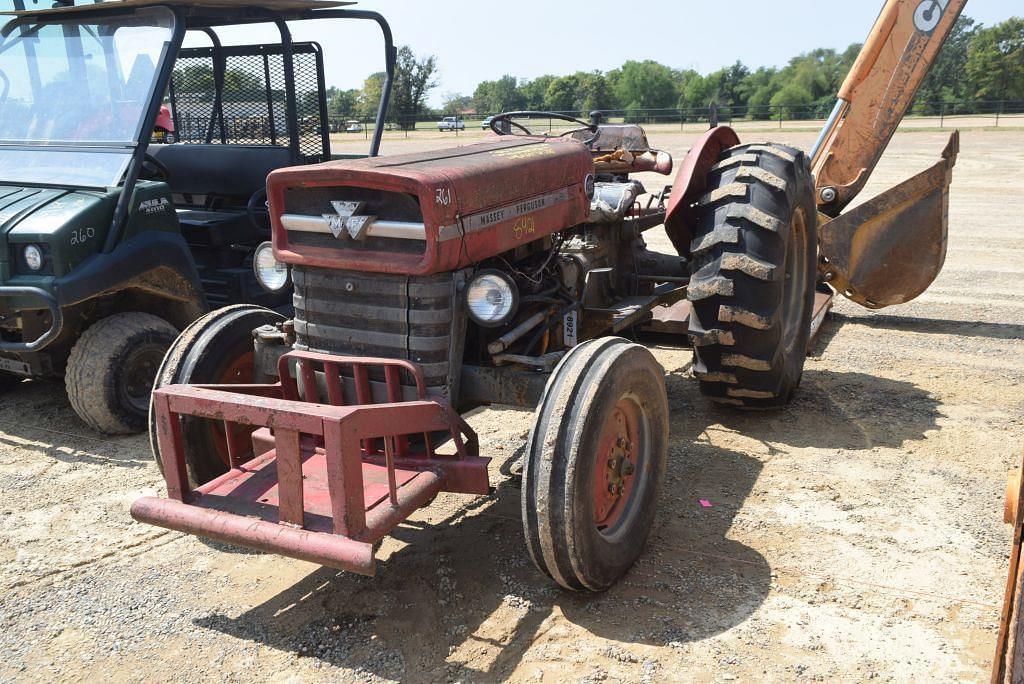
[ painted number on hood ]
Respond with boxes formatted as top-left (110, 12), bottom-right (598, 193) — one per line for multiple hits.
top-left (70, 227), bottom-right (96, 246)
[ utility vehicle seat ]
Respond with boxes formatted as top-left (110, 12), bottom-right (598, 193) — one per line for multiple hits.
top-left (148, 144), bottom-right (294, 200)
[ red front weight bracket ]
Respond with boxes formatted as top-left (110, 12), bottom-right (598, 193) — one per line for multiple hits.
top-left (132, 350), bottom-right (490, 576)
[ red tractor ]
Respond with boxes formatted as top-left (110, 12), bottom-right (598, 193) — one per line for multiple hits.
top-left (134, 0), bottom-right (965, 591)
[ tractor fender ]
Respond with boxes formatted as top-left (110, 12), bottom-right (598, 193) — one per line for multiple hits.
top-left (663, 125), bottom-right (741, 257)
top-left (52, 231), bottom-right (208, 328)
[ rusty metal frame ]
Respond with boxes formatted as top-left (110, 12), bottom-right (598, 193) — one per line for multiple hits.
top-left (132, 350), bottom-right (490, 575)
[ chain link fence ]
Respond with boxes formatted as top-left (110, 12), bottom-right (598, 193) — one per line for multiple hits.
top-left (326, 100), bottom-right (1024, 141)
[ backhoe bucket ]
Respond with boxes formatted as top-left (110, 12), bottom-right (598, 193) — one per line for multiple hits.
top-left (818, 131), bottom-right (959, 309)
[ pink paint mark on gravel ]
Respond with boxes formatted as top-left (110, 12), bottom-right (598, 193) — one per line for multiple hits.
top-left (699, 499), bottom-right (712, 508)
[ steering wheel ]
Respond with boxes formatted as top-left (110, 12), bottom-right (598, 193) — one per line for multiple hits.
top-left (141, 153), bottom-right (171, 183)
top-left (489, 111), bottom-right (599, 143)
top-left (247, 188), bottom-right (270, 233)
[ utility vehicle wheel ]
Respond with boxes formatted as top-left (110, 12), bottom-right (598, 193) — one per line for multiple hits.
top-left (149, 305), bottom-right (285, 485)
top-left (522, 337), bottom-right (669, 592)
top-left (66, 313), bottom-right (179, 435)
top-left (687, 142), bottom-right (818, 408)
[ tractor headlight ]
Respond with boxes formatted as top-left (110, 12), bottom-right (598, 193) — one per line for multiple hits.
top-left (23, 244), bottom-right (44, 272)
top-left (253, 241), bottom-right (289, 292)
top-left (465, 270), bottom-right (518, 328)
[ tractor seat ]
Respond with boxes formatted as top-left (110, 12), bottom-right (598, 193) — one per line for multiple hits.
top-left (149, 144), bottom-right (294, 200)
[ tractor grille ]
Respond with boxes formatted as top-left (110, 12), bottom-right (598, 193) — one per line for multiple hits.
top-left (292, 266), bottom-right (460, 397)
top-left (283, 187), bottom-right (427, 256)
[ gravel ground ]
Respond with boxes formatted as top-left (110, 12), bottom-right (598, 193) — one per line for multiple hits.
top-left (0, 128), bottom-right (1022, 682)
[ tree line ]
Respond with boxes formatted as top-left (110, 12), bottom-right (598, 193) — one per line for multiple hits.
top-left (327, 15), bottom-right (1023, 124)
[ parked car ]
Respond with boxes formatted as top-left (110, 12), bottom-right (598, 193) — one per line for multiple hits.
top-left (345, 120), bottom-right (364, 133)
top-left (481, 115), bottom-right (512, 133)
top-left (438, 116), bottom-right (465, 132)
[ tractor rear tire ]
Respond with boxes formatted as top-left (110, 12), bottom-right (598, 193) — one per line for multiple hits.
top-left (686, 142), bottom-right (818, 409)
top-left (66, 313), bottom-right (179, 434)
top-left (522, 337), bottom-right (669, 592)
top-left (149, 305), bottom-right (285, 486)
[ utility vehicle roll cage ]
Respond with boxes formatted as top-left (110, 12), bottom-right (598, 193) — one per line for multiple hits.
top-left (0, 0), bottom-right (395, 255)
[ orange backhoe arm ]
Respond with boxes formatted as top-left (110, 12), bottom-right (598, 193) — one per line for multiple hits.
top-left (811, 0), bottom-right (967, 215)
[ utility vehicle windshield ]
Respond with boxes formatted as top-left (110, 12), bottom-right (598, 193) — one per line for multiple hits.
top-left (0, 7), bottom-right (175, 187)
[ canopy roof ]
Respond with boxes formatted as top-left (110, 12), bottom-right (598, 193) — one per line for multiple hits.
top-left (2, 0), bottom-right (353, 19)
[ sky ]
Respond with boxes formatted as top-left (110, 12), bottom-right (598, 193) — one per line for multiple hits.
top-left (203, 0), bottom-right (1022, 108)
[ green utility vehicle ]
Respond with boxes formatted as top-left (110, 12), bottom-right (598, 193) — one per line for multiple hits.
top-left (0, 0), bottom-right (394, 433)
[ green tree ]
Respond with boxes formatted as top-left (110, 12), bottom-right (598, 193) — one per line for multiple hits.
top-left (915, 15), bottom-right (978, 113)
top-left (610, 60), bottom-right (678, 112)
top-left (441, 92), bottom-right (473, 116)
top-left (966, 17), bottom-right (1024, 101)
top-left (472, 75), bottom-right (524, 114)
top-left (575, 71), bottom-right (612, 113)
top-left (520, 75), bottom-right (555, 110)
top-left (356, 72), bottom-right (385, 119)
top-left (326, 87), bottom-right (360, 117)
top-left (390, 45), bottom-right (438, 128)
top-left (770, 82), bottom-right (814, 119)
top-left (544, 74), bottom-right (581, 112)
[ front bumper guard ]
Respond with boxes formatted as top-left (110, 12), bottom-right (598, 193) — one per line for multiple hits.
top-left (0, 286), bottom-right (63, 353)
top-left (132, 350), bottom-right (491, 576)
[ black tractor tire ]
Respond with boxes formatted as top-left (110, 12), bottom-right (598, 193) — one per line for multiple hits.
top-left (522, 337), bottom-right (669, 592)
top-left (686, 142), bottom-right (818, 409)
top-left (149, 305), bottom-right (285, 486)
top-left (66, 313), bottom-right (180, 434)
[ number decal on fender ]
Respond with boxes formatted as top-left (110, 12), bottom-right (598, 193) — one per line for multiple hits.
top-left (435, 187), bottom-right (452, 206)
top-left (513, 216), bottom-right (536, 241)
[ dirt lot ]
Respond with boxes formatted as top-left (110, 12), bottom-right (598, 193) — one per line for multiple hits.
top-left (1, 128), bottom-right (1022, 682)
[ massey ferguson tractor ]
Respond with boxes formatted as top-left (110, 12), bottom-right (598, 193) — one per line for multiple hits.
top-left (134, 0), bottom-right (965, 591)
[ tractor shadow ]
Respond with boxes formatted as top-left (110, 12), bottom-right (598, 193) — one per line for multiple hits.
top-left (194, 369), bottom-right (774, 681)
top-left (191, 351), bottom-right (941, 680)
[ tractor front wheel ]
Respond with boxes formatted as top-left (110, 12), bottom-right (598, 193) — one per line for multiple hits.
top-left (686, 142), bottom-right (818, 408)
top-left (149, 305), bottom-right (285, 486)
top-left (522, 337), bottom-right (669, 592)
